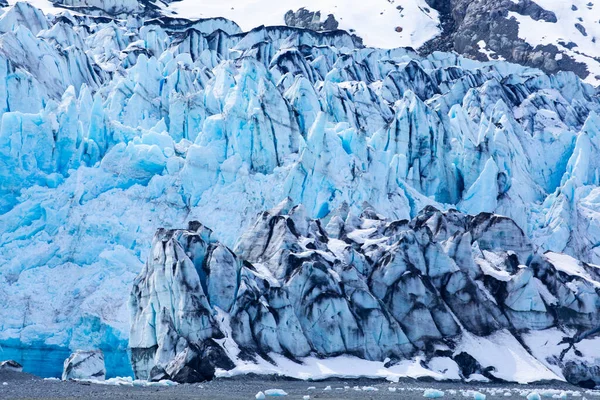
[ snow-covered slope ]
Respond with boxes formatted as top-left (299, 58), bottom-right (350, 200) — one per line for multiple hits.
top-left (0, 0), bottom-right (599, 384)
top-left (7, 0), bottom-right (600, 85)
top-left (164, 0), bottom-right (441, 49)
top-left (508, 0), bottom-right (600, 85)
top-left (5, 0), bottom-right (442, 48)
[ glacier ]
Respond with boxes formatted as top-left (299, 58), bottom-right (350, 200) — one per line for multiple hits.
top-left (128, 201), bottom-right (600, 386)
top-left (0, 0), bottom-right (598, 385)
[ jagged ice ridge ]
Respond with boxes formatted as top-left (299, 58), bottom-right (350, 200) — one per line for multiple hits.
top-left (129, 201), bottom-right (600, 386)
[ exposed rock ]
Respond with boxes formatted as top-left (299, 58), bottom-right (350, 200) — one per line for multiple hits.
top-left (421, 0), bottom-right (591, 80)
top-left (284, 8), bottom-right (339, 32)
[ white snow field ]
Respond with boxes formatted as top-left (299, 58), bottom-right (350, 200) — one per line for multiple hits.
top-left (5, 0), bottom-right (442, 49)
top-left (165, 0), bottom-right (441, 49)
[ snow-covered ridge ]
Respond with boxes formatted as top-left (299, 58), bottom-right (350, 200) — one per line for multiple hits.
top-left (129, 201), bottom-right (600, 386)
top-left (0, 0), bottom-right (598, 381)
top-left (6, 0), bottom-right (441, 49)
top-left (8, 0), bottom-right (600, 85)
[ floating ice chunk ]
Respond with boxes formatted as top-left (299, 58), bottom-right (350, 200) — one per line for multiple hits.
top-left (324, 386), bottom-right (332, 391)
top-left (505, 393), bottom-right (512, 397)
top-left (0, 360), bottom-right (22, 373)
top-left (264, 389), bottom-right (288, 396)
top-left (474, 392), bottom-right (487, 400)
top-left (307, 387), bottom-right (315, 390)
top-left (303, 396), bottom-right (310, 400)
top-left (256, 391), bottom-right (266, 400)
top-left (424, 389), bottom-right (445, 398)
top-left (363, 386), bottom-right (378, 391)
top-left (528, 393), bottom-right (542, 400)
top-left (62, 350), bottom-right (106, 381)
top-left (83, 377), bottom-right (178, 387)
top-left (390, 387), bottom-right (398, 392)
top-left (2, 382), bottom-right (7, 386)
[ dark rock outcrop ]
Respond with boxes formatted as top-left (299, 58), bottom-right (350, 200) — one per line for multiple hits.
top-left (421, 0), bottom-right (591, 80)
top-left (284, 8), bottom-right (339, 32)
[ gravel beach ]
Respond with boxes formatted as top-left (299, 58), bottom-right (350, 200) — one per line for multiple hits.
top-left (0, 370), bottom-right (593, 400)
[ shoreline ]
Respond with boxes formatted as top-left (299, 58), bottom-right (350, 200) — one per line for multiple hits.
top-left (1, 370), bottom-right (596, 400)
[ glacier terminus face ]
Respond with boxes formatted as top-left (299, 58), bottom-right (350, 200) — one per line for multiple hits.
top-left (0, 0), bottom-right (598, 387)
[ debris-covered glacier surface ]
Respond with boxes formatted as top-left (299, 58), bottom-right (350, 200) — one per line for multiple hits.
top-left (128, 201), bottom-right (600, 386)
top-left (0, 1), bottom-right (599, 382)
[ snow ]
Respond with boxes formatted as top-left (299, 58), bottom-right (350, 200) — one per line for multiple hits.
top-left (507, 0), bottom-right (600, 86)
top-left (477, 40), bottom-right (505, 61)
top-left (6, 0), bottom-right (63, 15)
top-left (465, 374), bottom-right (490, 383)
top-left (164, 0), bottom-right (441, 49)
top-left (455, 331), bottom-right (561, 383)
top-left (427, 358), bottom-right (461, 381)
top-left (215, 354), bottom-right (458, 382)
top-left (522, 327), bottom-right (600, 380)
top-left (544, 252), bottom-right (600, 288)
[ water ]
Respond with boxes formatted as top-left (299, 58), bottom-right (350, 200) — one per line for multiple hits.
top-left (0, 341), bottom-right (133, 378)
